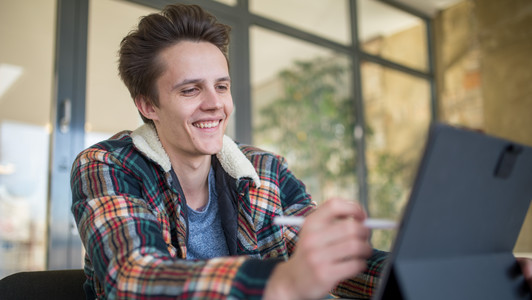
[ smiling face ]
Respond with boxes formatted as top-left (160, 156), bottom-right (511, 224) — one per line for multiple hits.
top-left (136, 41), bottom-right (233, 163)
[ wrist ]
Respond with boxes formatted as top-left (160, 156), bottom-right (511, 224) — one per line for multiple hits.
top-left (263, 262), bottom-right (297, 300)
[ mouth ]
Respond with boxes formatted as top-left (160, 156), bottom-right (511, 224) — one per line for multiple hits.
top-left (192, 119), bottom-right (221, 129)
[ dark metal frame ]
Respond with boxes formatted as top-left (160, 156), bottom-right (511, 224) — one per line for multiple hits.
top-left (48, 0), bottom-right (88, 269)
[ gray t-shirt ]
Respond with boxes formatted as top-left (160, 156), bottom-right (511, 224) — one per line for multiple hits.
top-left (186, 167), bottom-right (229, 260)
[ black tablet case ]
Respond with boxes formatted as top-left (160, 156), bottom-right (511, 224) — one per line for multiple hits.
top-left (373, 123), bottom-right (532, 300)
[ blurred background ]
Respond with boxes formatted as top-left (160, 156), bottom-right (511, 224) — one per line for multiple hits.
top-left (1, 0), bottom-right (531, 278)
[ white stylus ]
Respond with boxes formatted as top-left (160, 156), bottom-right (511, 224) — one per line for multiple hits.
top-left (273, 215), bottom-right (398, 230)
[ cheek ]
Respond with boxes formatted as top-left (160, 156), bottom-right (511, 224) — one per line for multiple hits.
top-left (166, 103), bottom-right (193, 122)
top-left (225, 98), bottom-right (234, 116)
top-left (156, 108), bottom-right (190, 133)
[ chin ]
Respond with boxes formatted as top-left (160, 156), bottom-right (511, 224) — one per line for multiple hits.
top-left (200, 139), bottom-right (224, 155)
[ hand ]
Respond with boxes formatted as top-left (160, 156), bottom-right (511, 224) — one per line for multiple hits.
top-left (516, 257), bottom-right (532, 290)
top-left (264, 198), bottom-right (372, 300)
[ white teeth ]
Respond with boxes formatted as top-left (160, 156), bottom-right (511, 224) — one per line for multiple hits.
top-left (194, 120), bottom-right (219, 129)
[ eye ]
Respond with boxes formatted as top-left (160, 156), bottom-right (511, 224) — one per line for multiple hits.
top-left (181, 87), bottom-right (199, 96)
top-left (216, 83), bottom-right (230, 93)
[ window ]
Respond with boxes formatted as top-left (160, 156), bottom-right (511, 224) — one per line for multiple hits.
top-left (0, 0), bottom-right (56, 278)
top-left (85, 0), bottom-right (156, 146)
top-left (251, 27), bottom-right (358, 202)
top-left (249, 0), bottom-right (351, 45)
top-left (247, 0), bottom-right (434, 249)
top-left (358, 0), bottom-right (429, 72)
top-left (361, 62), bottom-right (431, 249)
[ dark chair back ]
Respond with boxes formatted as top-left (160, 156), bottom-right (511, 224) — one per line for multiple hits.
top-left (0, 269), bottom-right (86, 300)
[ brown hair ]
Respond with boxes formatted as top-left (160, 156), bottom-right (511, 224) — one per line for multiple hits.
top-left (118, 4), bottom-right (231, 123)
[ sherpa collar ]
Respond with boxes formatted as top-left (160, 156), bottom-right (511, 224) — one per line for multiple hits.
top-left (130, 124), bottom-right (261, 188)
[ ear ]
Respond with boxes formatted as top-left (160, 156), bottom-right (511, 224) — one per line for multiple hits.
top-left (135, 96), bottom-right (159, 121)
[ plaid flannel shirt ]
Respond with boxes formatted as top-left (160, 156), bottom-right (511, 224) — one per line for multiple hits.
top-left (71, 124), bottom-right (386, 299)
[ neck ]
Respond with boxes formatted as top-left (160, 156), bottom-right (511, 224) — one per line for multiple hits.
top-left (171, 155), bottom-right (211, 210)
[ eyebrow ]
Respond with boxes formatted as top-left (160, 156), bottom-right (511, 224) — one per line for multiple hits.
top-left (172, 76), bottom-right (231, 91)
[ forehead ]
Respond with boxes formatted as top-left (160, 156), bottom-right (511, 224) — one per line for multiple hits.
top-left (157, 41), bottom-right (229, 80)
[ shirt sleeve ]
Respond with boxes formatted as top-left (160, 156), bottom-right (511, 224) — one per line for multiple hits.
top-left (331, 249), bottom-right (388, 299)
top-left (276, 154), bottom-right (318, 253)
top-left (71, 146), bottom-right (281, 299)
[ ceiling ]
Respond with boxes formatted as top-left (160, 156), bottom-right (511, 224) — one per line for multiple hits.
top-left (394, 0), bottom-right (463, 16)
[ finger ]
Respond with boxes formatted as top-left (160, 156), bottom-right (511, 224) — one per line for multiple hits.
top-left (307, 233), bottom-right (372, 268)
top-left (318, 218), bottom-right (370, 246)
top-left (320, 256), bottom-right (369, 285)
top-left (306, 198), bottom-right (366, 230)
top-left (326, 198), bottom-right (367, 220)
top-left (304, 253), bottom-right (368, 293)
top-left (326, 238), bottom-right (373, 263)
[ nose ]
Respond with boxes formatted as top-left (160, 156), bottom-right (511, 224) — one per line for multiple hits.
top-left (201, 87), bottom-right (223, 111)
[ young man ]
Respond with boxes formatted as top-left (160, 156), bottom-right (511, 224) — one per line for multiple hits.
top-left (71, 4), bottom-right (384, 299)
top-left (71, 3), bottom-right (532, 300)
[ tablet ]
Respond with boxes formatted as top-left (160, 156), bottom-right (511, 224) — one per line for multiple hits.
top-left (373, 123), bottom-right (532, 300)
